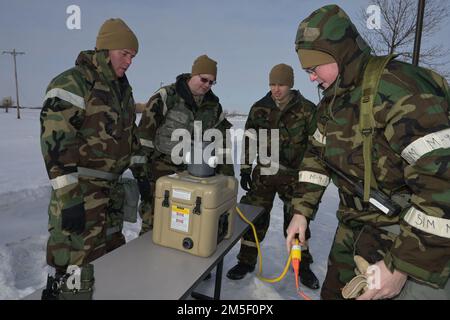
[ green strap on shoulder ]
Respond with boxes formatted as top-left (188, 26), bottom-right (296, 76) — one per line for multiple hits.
top-left (360, 54), bottom-right (395, 202)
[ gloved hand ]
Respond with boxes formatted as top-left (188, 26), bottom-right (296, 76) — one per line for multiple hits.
top-left (61, 202), bottom-right (85, 234)
top-left (137, 177), bottom-right (152, 202)
top-left (240, 172), bottom-right (252, 191)
top-left (341, 255), bottom-right (370, 299)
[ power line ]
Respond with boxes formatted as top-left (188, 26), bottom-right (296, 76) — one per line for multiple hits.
top-left (2, 49), bottom-right (25, 119)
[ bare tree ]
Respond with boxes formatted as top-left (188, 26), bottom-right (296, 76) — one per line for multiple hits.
top-left (2, 96), bottom-right (13, 113)
top-left (358, 0), bottom-right (450, 78)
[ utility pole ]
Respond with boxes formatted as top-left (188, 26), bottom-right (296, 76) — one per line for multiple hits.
top-left (412, 0), bottom-right (426, 66)
top-left (2, 49), bottom-right (25, 119)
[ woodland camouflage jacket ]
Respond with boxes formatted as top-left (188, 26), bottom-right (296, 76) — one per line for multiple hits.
top-left (40, 50), bottom-right (143, 211)
top-left (293, 5), bottom-right (450, 287)
top-left (240, 90), bottom-right (317, 174)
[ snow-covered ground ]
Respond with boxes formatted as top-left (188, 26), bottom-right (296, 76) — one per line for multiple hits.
top-left (0, 109), bottom-right (339, 300)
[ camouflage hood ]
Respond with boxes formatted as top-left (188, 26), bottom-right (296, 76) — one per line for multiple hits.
top-left (75, 50), bottom-right (124, 83)
top-left (295, 5), bottom-right (372, 93)
top-left (75, 50), bottom-right (133, 102)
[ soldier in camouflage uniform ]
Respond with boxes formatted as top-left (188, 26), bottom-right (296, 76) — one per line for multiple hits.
top-left (136, 55), bottom-right (234, 234)
top-left (40, 18), bottom-right (148, 297)
top-left (226, 64), bottom-right (320, 289)
top-left (286, 5), bottom-right (450, 300)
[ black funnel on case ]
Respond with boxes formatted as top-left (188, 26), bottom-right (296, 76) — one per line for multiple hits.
top-left (187, 141), bottom-right (217, 177)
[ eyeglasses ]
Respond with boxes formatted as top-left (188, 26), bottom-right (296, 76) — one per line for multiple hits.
top-left (199, 76), bottom-right (216, 86)
top-left (304, 66), bottom-right (318, 75)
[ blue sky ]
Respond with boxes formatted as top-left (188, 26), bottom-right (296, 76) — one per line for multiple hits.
top-left (1, 0), bottom-right (449, 112)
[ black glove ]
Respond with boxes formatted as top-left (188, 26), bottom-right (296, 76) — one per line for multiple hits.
top-left (240, 172), bottom-right (252, 191)
top-left (61, 202), bottom-right (85, 234)
top-left (137, 178), bottom-right (152, 202)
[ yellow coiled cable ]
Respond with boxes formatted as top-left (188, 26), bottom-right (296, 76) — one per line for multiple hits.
top-left (235, 206), bottom-right (292, 283)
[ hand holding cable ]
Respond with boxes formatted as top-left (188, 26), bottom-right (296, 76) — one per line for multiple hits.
top-left (286, 213), bottom-right (307, 253)
top-left (236, 206), bottom-right (312, 300)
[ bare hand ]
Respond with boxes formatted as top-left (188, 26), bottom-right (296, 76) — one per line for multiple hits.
top-left (285, 214), bottom-right (307, 253)
top-left (356, 260), bottom-right (407, 300)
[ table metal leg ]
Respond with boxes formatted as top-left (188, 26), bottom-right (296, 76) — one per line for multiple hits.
top-left (213, 259), bottom-right (223, 300)
top-left (191, 258), bottom-right (223, 300)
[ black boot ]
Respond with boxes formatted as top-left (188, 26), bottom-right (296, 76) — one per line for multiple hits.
top-left (41, 274), bottom-right (59, 300)
top-left (226, 263), bottom-right (255, 280)
top-left (299, 250), bottom-right (320, 290)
